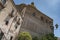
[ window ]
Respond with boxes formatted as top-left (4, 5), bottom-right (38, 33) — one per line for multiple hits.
top-left (32, 13), bottom-right (35, 16)
top-left (10, 36), bottom-right (13, 40)
top-left (41, 16), bottom-right (44, 21)
top-left (5, 20), bottom-right (9, 25)
top-left (49, 21), bottom-right (53, 25)
top-left (9, 9), bottom-right (14, 17)
top-left (14, 18), bottom-right (20, 29)
top-left (17, 18), bottom-right (20, 25)
top-left (5, 16), bottom-right (10, 25)
top-left (46, 19), bottom-right (48, 23)
top-left (0, 29), bottom-right (4, 40)
top-left (15, 24), bottom-right (18, 29)
top-left (50, 26), bottom-right (54, 31)
top-left (13, 16), bottom-right (17, 22)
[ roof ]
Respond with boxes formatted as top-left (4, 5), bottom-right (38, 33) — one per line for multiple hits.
top-left (16, 4), bottom-right (27, 12)
top-left (10, 0), bottom-right (22, 15)
top-left (16, 4), bottom-right (53, 21)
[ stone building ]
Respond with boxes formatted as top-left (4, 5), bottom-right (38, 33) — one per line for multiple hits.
top-left (0, 0), bottom-right (54, 40)
top-left (0, 0), bottom-right (24, 40)
top-left (16, 2), bottom-right (54, 37)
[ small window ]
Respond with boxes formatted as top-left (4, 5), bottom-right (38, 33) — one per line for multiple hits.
top-left (10, 36), bottom-right (13, 40)
top-left (0, 29), bottom-right (4, 40)
top-left (5, 20), bottom-right (9, 25)
top-left (13, 16), bottom-right (17, 22)
top-left (15, 23), bottom-right (18, 29)
top-left (46, 19), bottom-right (48, 23)
top-left (5, 16), bottom-right (10, 25)
top-left (14, 18), bottom-right (20, 29)
top-left (15, 26), bottom-right (17, 29)
top-left (32, 13), bottom-right (35, 16)
top-left (17, 18), bottom-right (20, 25)
top-left (50, 26), bottom-right (54, 30)
top-left (49, 21), bottom-right (53, 25)
top-left (9, 9), bottom-right (14, 17)
top-left (41, 16), bottom-right (44, 21)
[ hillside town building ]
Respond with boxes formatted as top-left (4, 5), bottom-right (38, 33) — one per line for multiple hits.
top-left (0, 0), bottom-right (54, 40)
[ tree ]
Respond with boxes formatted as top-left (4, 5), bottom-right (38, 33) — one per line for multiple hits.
top-left (55, 24), bottom-right (59, 29)
top-left (32, 36), bottom-right (39, 40)
top-left (40, 33), bottom-right (57, 40)
top-left (18, 32), bottom-right (32, 40)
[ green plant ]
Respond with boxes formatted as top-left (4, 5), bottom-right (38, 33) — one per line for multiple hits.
top-left (32, 36), bottom-right (39, 40)
top-left (40, 33), bottom-right (57, 40)
top-left (18, 32), bottom-right (32, 40)
top-left (55, 24), bottom-right (58, 29)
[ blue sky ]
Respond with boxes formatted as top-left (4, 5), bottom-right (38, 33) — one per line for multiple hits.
top-left (14, 0), bottom-right (60, 37)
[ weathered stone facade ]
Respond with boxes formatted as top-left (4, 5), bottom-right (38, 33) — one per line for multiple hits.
top-left (0, 0), bottom-right (54, 40)
top-left (16, 3), bottom-right (54, 37)
top-left (0, 0), bottom-right (23, 40)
